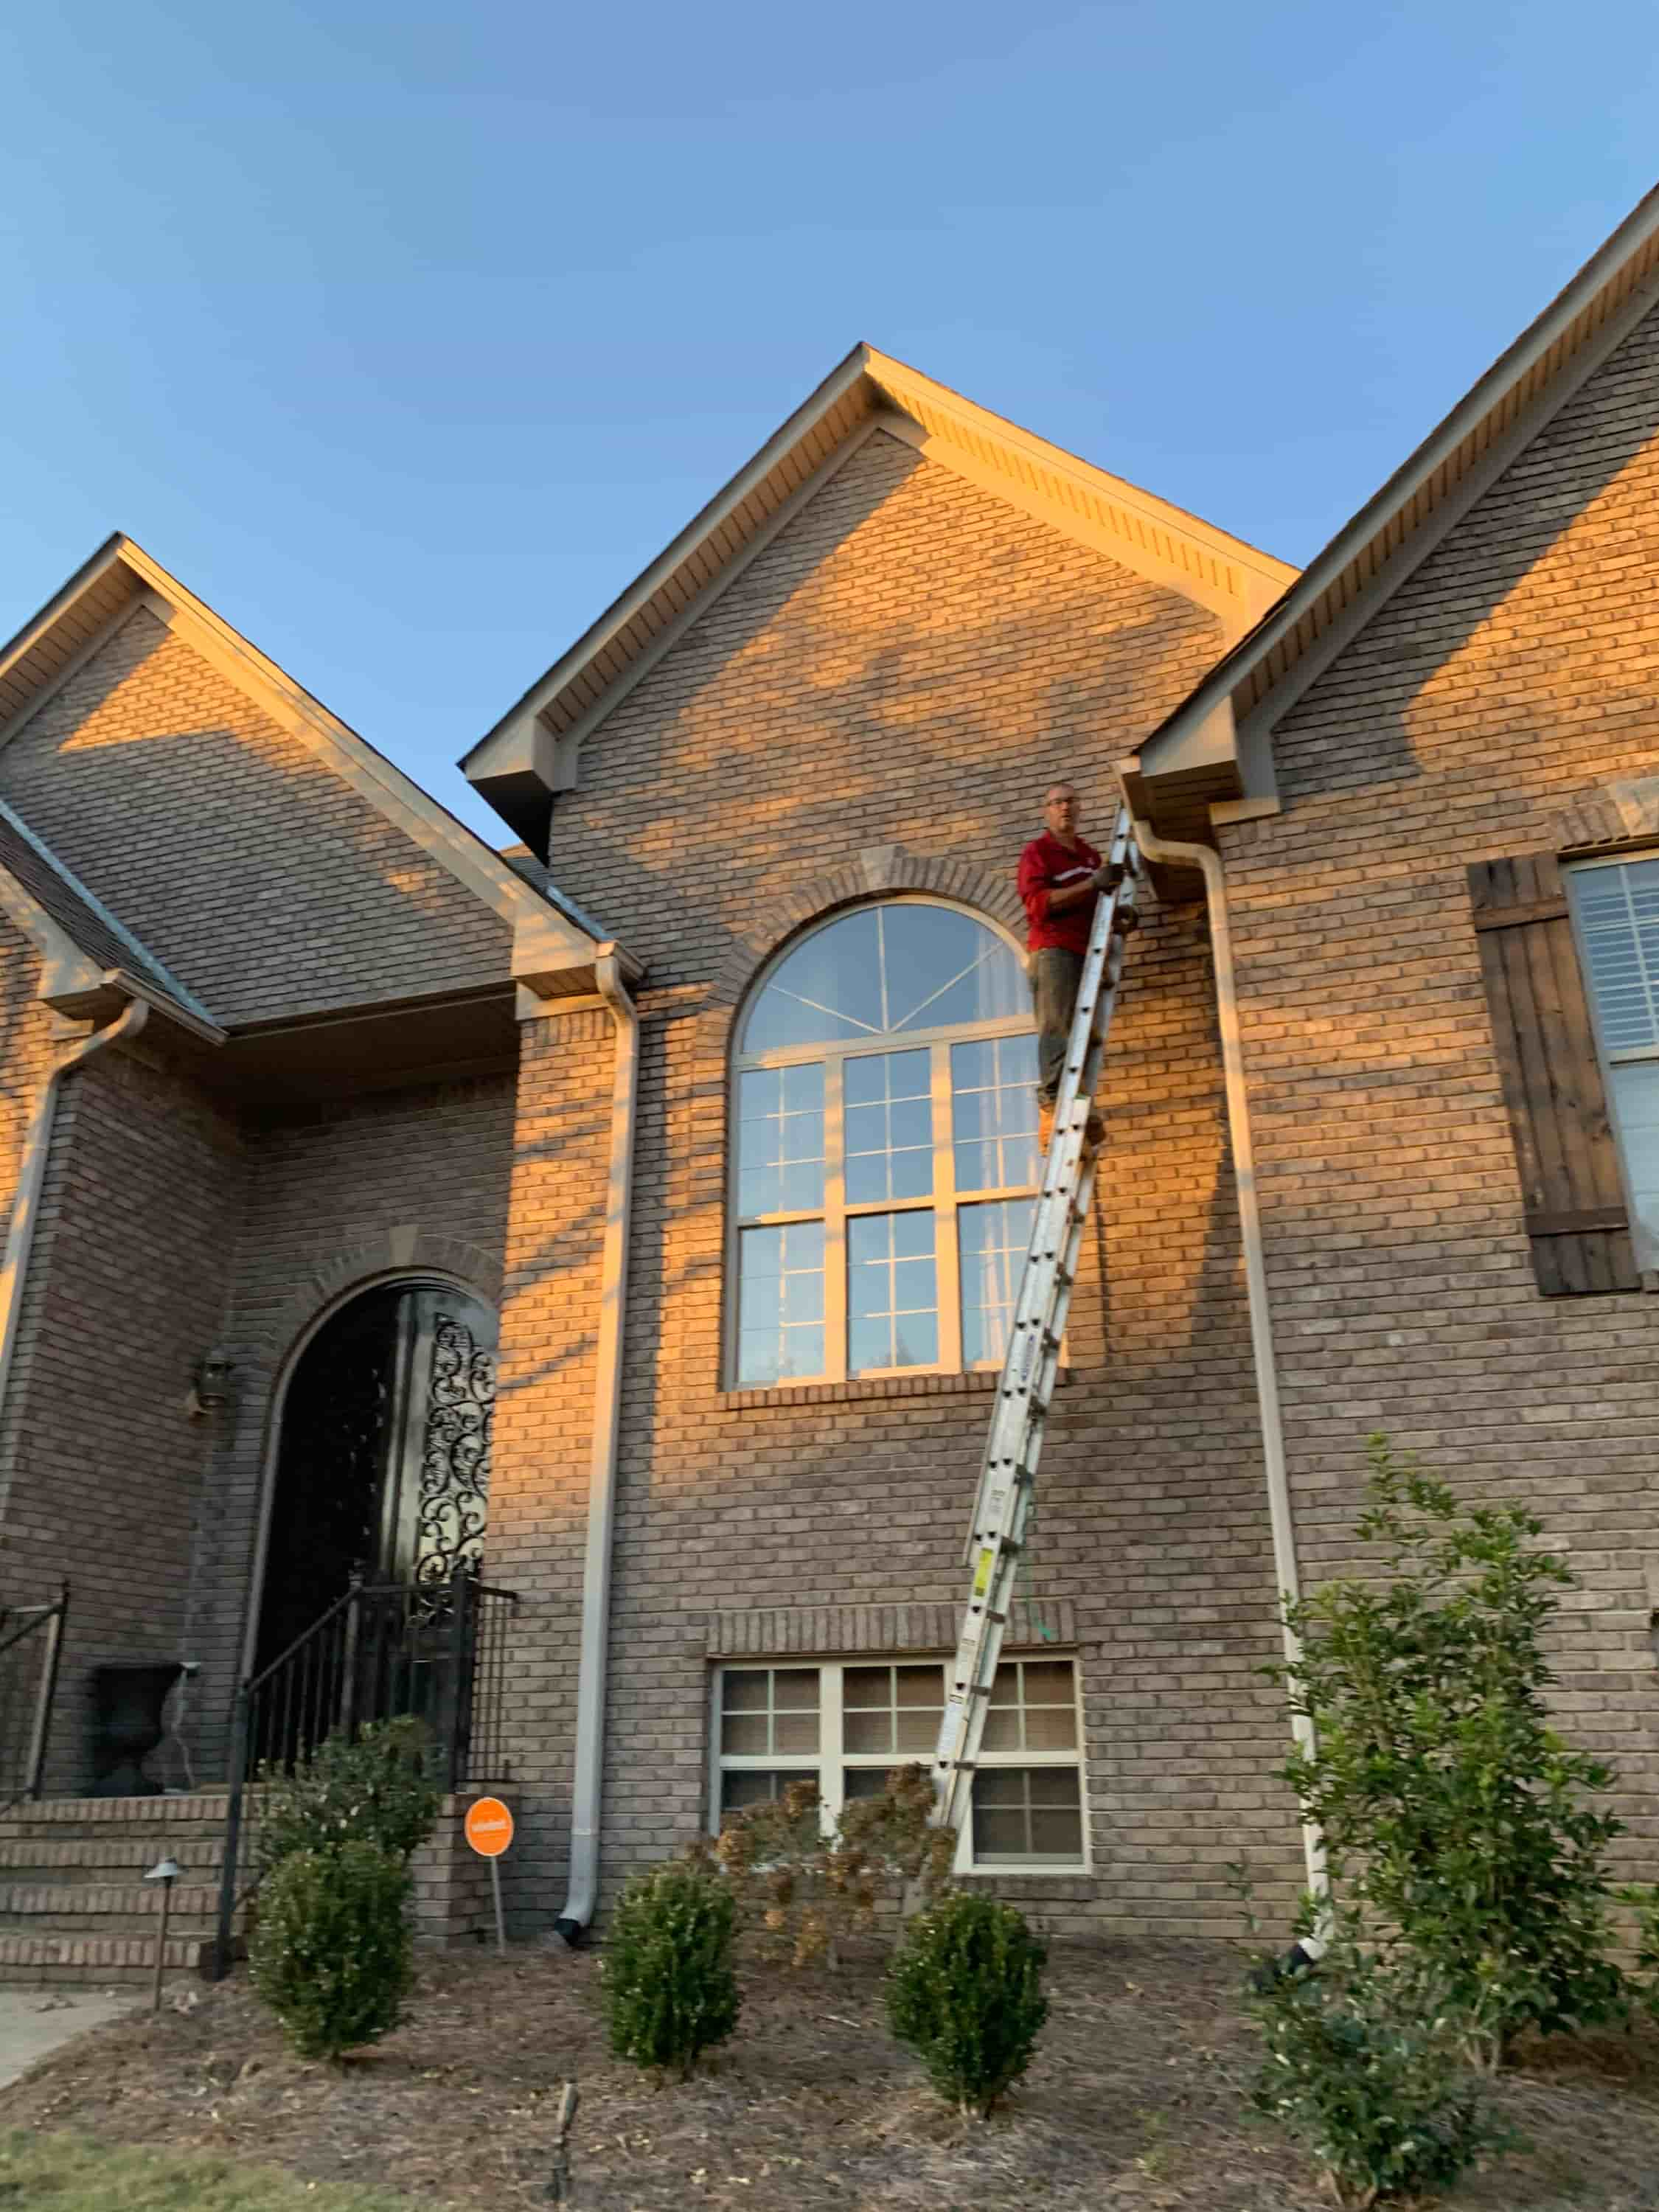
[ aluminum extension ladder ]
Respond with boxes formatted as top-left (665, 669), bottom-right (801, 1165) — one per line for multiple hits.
top-left (930, 803), bottom-right (1141, 1843)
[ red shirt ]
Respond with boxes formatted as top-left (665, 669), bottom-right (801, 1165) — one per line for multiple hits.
top-left (1018, 830), bottom-right (1102, 956)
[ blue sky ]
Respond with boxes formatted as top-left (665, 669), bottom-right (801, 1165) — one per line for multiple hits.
top-left (2, 2), bottom-right (1656, 843)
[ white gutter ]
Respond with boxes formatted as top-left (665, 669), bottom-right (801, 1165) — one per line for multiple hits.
top-left (1131, 823), bottom-right (1328, 1927)
top-left (554, 947), bottom-right (640, 1944)
top-left (0, 999), bottom-right (149, 1434)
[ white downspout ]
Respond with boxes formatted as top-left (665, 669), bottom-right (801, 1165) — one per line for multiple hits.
top-left (554, 947), bottom-right (639, 1944)
top-left (1130, 822), bottom-right (1328, 1931)
top-left (0, 1000), bottom-right (149, 1436)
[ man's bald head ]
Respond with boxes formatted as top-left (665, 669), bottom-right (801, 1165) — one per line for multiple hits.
top-left (1043, 782), bottom-right (1081, 842)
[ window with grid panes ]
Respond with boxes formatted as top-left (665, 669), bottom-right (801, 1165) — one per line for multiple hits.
top-left (731, 902), bottom-right (1041, 1386)
top-left (1566, 853), bottom-right (1659, 1262)
top-left (710, 1657), bottom-right (1085, 1869)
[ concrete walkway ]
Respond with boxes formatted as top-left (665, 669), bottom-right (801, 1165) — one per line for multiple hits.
top-left (0, 1989), bottom-right (136, 2089)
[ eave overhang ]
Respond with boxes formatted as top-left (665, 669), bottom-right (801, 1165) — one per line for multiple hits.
top-left (463, 344), bottom-right (1298, 852)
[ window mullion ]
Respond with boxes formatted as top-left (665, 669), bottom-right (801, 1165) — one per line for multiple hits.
top-left (824, 1058), bottom-right (848, 1382)
top-left (821, 1662), bottom-right (844, 1834)
top-left (931, 1040), bottom-right (963, 1373)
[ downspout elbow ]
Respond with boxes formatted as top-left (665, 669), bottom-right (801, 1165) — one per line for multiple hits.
top-left (554, 947), bottom-right (639, 1946)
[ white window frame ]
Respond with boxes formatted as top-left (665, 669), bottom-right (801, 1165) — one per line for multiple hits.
top-left (726, 899), bottom-right (1040, 1388)
top-left (1565, 850), bottom-right (1659, 1270)
top-left (706, 1656), bottom-right (1089, 1876)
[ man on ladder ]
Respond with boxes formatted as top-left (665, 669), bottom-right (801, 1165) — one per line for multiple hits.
top-left (1017, 779), bottom-right (1126, 1152)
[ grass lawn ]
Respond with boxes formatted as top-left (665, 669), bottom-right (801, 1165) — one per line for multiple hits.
top-left (0, 2129), bottom-right (425, 2208)
top-left (2, 1939), bottom-right (1659, 2208)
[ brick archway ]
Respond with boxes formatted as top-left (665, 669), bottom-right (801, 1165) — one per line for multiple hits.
top-left (709, 843), bottom-right (1026, 1014)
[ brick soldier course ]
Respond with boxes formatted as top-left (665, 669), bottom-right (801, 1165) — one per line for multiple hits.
top-left (0, 200), bottom-right (1656, 1974)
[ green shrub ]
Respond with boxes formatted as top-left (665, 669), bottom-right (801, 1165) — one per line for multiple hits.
top-left (249, 1841), bottom-right (413, 2061)
top-left (1276, 1436), bottom-right (1628, 2065)
top-left (255, 1717), bottom-right (442, 1876)
top-left (1248, 1930), bottom-right (1512, 2208)
top-left (886, 1891), bottom-right (1047, 2117)
top-left (601, 1863), bottom-right (740, 2079)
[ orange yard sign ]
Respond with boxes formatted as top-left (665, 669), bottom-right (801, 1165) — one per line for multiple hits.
top-left (465, 1797), bottom-right (515, 1858)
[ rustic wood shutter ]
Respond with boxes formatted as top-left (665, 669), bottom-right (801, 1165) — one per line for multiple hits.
top-left (1467, 852), bottom-right (1640, 1295)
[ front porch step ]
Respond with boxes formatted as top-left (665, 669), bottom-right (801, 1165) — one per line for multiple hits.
top-left (0, 1933), bottom-right (212, 1986)
top-left (0, 1884), bottom-right (221, 1931)
top-left (0, 1796), bottom-right (243, 1985)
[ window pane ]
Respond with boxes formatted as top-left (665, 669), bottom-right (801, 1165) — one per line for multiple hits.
top-left (773, 1671), bottom-right (820, 1711)
top-left (1610, 1060), bottom-right (1659, 1246)
top-left (775, 1714), bottom-right (817, 1753)
top-left (848, 1211), bottom-right (939, 1372)
top-left (952, 1035), bottom-right (1040, 1192)
top-left (881, 905), bottom-right (1030, 1033)
top-left (981, 1708), bottom-right (1021, 1751)
top-left (722, 1714), bottom-right (768, 1755)
top-left (1023, 1662), bottom-right (1074, 1703)
top-left (846, 1710), bottom-right (893, 1753)
top-left (960, 1200), bottom-right (1036, 1366)
top-left (844, 1666), bottom-right (889, 1708)
top-left (723, 1672), bottom-right (768, 1711)
top-left (737, 1223), bottom-right (826, 1385)
top-left (842, 1767), bottom-right (889, 1801)
top-left (737, 1065), bottom-right (824, 1217)
top-left (971, 1767), bottom-right (1083, 1864)
top-left (742, 909), bottom-right (886, 1053)
top-left (1572, 859), bottom-right (1659, 1053)
top-left (721, 1770), bottom-right (815, 1816)
top-left (844, 1050), bottom-right (933, 1206)
top-left (896, 1664), bottom-right (943, 1707)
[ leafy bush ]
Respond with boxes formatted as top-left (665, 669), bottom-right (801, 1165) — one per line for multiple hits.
top-left (886, 1890), bottom-right (1047, 2117)
top-left (699, 1766), bottom-right (953, 1969)
top-left (255, 1717), bottom-right (442, 1876)
top-left (1247, 1928), bottom-right (1512, 2208)
top-left (1277, 1436), bottom-right (1628, 2065)
top-left (249, 1841), bottom-right (413, 2061)
top-left (601, 1862), bottom-right (740, 2079)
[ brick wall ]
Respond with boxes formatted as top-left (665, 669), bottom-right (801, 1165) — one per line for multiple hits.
top-left (1221, 297), bottom-right (1659, 1881)
top-left (487, 433), bottom-right (1309, 1935)
top-left (0, 605), bottom-right (509, 1024)
top-left (0, 1033), bottom-right (243, 1794)
top-left (183, 1074), bottom-right (517, 1784)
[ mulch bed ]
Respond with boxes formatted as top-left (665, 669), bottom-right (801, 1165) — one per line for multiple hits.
top-left (4, 1938), bottom-right (1659, 2209)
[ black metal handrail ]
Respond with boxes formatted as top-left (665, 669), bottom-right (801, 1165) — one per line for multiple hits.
top-left (0, 1582), bottom-right (69, 1812)
top-left (210, 1565), bottom-right (516, 1978)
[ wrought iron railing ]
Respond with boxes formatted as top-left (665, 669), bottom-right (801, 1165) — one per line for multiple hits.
top-left (0, 1582), bottom-right (68, 1811)
top-left (210, 1566), bottom-right (516, 1978)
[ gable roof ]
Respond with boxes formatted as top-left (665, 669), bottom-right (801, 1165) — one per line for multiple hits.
top-left (0, 538), bottom-right (629, 999)
top-left (1125, 182), bottom-right (1659, 844)
top-left (462, 344), bottom-right (1298, 851)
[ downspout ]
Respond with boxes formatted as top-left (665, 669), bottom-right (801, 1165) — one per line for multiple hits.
top-left (554, 947), bottom-right (639, 1945)
top-left (0, 999), bottom-right (149, 1436)
top-left (1130, 821), bottom-right (1328, 1944)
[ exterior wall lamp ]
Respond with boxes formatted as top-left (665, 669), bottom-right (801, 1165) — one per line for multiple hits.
top-left (185, 1351), bottom-right (236, 1421)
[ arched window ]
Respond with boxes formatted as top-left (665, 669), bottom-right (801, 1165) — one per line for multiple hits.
top-left (730, 901), bottom-right (1040, 1387)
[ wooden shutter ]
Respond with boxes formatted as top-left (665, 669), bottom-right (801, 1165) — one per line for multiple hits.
top-left (1467, 852), bottom-right (1640, 1295)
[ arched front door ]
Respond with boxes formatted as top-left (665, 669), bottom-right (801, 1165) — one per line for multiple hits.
top-left (254, 1281), bottom-right (497, 1682)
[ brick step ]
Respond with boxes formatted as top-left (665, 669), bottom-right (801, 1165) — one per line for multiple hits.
top-left (0, 1882), bottom-right (221, 1924)
top-left (0, 1838), bottom-right (226, 1880)
top-left (0, 1933), bottom-right (214, 1986)
top-left (0, 1792), bottom-right (234, 1842)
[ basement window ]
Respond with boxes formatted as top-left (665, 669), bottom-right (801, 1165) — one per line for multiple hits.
top-left (708, 1656), bottom-right (1086, 1872)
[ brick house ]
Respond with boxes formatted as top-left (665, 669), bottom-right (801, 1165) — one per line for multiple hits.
top-left (1, 187), bottom-right (1659, 1971)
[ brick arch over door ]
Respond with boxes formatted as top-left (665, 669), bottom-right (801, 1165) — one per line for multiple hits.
top-left (709, 844), bottom-right (1028, 1015)
top-left (256, 1228), bottom-right (505, 1380)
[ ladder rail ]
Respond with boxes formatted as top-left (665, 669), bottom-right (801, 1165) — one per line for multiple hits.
top-left (931, 804), bottom-right (1141, 1845)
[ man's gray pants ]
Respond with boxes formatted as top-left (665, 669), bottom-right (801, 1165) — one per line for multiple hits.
top-left (1029, 947), bottom-right (1083, 1106)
